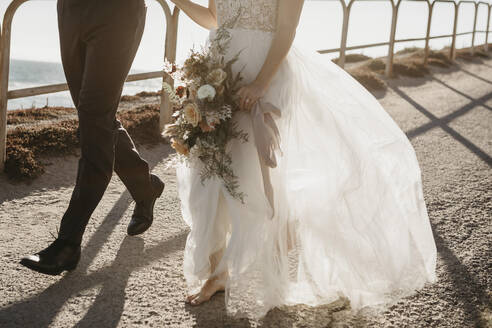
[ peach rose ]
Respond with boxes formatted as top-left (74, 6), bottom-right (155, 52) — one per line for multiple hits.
top-left (183, 102), bottom-right (201, 127)
top-left (207, 68), bottom-right (227, 87)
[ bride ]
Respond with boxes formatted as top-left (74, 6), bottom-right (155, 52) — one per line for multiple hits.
top-left (169, 0), bottom-right (437, 318)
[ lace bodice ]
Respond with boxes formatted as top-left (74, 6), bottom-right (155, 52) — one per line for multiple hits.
top-left (216, 0), bottom-right (279, 33)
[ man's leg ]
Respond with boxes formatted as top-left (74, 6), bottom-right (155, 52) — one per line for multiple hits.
top-left (58, 0), bottom-right (153, 245)
top-left (114, 120), bottom-right (153, 202)
top-left (21, 0), bottom-right (162, 275)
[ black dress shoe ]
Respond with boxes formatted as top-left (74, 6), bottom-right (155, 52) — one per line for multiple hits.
top-left (127, 174), bottom-right (165, 236)
top-left (20, 239), bottom-right (81, 276)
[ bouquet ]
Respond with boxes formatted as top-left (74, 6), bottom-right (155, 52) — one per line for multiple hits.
top-left (162, 27), bottom-right (248, 202)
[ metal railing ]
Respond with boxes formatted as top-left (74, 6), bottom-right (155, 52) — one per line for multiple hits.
top-left (322, 0), bottom-right (492, 74)
top-left (0, 0), bottom-right (491, 171)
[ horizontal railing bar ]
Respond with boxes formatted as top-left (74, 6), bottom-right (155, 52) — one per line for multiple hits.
top-left (7, 70), bottom-right (168, 100)
top-left (8, 82), bottom-right (68, 100)
top-left (125, 70), bottom-right (167, 83)
top-left (319, 30), bottom-right (492, 54)
top-left (319, 41), bottom-right (390, 54)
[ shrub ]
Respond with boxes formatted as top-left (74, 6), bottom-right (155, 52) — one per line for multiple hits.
top-left (4, 144), bottom-right (44, 180)
top-left (456, 50), bottom-right (474, 62)
top-left (396, 47), bottom-right (422, 55)
top-left (392, 60), bottom-right (429, 78)
top-left (120, 91), bottom-right (160, 102)
top-left (121, 95), bottom-right (140, 102)
top-left (367, 59), bottom-right (386, 72)
top-left (333, 53), bottom-right (372, 64)
top-left (427, 58), bottom-right (451, 68)
top-left (4, 104), bottom-right (162, 181)
top-left (136, 91), bottom-right (161, 98)
top-left (7, 107), bottom-right (75, 125)
top-left (118, 104), bottom-right (162, 145)
top-left (427, 51), bottom-right (453, 66)
top-left (349, 70), bottom-right (386, 91)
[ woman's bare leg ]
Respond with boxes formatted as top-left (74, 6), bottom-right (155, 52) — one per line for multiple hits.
top-left (186, 248), bottom-right (228, 305)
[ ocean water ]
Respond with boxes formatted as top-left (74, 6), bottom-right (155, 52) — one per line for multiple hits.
top-left (8, 59), bottom-right (162, 110)
top-left (4, 0), bottom-right (489, 110)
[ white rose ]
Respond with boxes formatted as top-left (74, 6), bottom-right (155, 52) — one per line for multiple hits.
top-left (197, 84), bottom-right (216, 101)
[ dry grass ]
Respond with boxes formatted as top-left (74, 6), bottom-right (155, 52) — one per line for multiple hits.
top-left (392, 58), bottom-right (429, 78)
top-left (136, 90), bottom-right (161, 97)
top-left (367, 59), bottom-right (386, 73)
top-left (352, 46), bottom-right (490, 81)
top-left (332, 53), bottom-right (373, 64)
top-left (7, 107), bottom-right (75, 125)
top-left (349, 70), bottom-right (386, 91)
top-left (5, 104), bottom-right (162, 181)
top-left (121, 95), bottom-right (141, 102)
top-left (121, 90), bottom-right (161, 102)
top-left (396, 46), bottom-right (422, 55)
top-left (426, 50), bottom-right (454, 68)
top-left (456, 48), bottom-right (490, 61)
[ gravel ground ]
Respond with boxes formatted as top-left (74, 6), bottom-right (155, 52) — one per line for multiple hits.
top-left (0, 58), bottom-right (490, 328)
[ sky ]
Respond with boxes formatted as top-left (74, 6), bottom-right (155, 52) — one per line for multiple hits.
top-left (0, 0), bottom-right (489, 71)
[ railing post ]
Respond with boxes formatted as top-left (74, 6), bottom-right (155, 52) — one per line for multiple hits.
top-left (338, 0), bottom-right (351, 68)
top-left (386, 0), bottom-right (400, 77)
top-left (155, 0), bottom-right (180, 131)
top-left (0, 0), bottom-right (29, 172)
top-left (450, 2), bottom-right (459, 60)
top-left (486, 5), bottom-right (491, 51)
top-left (471, 2), bottom-right (479, 55)
top-left (424, 1), bottom-right (434, 65)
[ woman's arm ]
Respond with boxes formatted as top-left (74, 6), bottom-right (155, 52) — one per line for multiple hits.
top-left (238, 0), bottom-right (305, 111)
top-left (171, 0), bottom-right (217, 30)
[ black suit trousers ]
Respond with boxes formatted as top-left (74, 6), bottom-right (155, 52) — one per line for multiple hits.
top-left (57, 0), bottom-right (152, 245)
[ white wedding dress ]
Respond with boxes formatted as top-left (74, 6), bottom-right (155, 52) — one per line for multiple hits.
top-left (176, 0), bottom-right (437, 318)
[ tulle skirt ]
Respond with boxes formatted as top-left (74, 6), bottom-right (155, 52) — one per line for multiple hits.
top-left (176, 28), bottom-right (437, 318)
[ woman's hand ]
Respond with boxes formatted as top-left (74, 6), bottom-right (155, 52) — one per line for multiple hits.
top-left (237, 81), bottom-right (269, 111)
top-left (171, 0), bottom-right (217, 30)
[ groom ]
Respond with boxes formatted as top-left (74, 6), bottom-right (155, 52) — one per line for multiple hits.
top-left (20, 0), bottom-right (164, 275)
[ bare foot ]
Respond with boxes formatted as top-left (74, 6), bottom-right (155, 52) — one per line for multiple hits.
top-left (185, 273), bottom-right (227, 306)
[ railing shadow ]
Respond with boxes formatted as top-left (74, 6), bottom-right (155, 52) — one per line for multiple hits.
top-left (458, 67), bottom-right (492, 85)
top-left (431, 228), bottom-right (491, 327)
top-left (0, 228), bottom-right (187, 328)
top-left (389, 78), bottom-right (491, 323)
top-left (0, 144), bottom-right (173, 327)
top-left (389, 85), bottom-right (492, 167)
top-left (430, 75), bottom-right (492, 110)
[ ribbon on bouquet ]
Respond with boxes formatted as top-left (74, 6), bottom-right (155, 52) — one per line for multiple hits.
top-left (251, 100), bottom-right (282, 219)
top-left (252, 101), bottom-right (282, 168)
